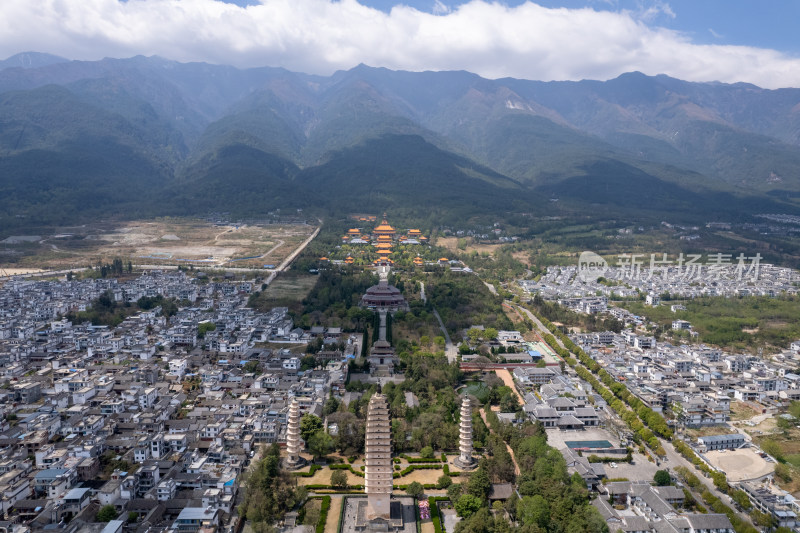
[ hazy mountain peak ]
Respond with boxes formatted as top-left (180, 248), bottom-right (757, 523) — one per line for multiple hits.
top-left (0, 51), bottom-right (68, 71)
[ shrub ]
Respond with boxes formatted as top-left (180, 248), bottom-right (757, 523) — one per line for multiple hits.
top-left (294, 465), bottom-right (322, 477)
top-left (96, 505), bottom-right (118, 522)
top-left (436, 474), bottom-right (452, 489)
top-left (316, 496), bottom-right (331, 533)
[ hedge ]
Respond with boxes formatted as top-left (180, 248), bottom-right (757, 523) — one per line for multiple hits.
top-left (397, 484), bottom-right (437, 491)
top-left (403, 456), bottom-right (442, 463)
top-left (429, 497), bottom-right (449, 533)
top-left (587, 453), bottom-right (632, 464)
top-left (393, 464), bottom-right (443, 478)
top-left (329, 464), bottom-right (365, 477)
top-left (316, 496), bottom-right (331, 533)
top-left (442, 464), bottom-right (459, 477)
top-left (305, 484), bottom-right (365, 493)
top-left (294, 465), bottom-right (322, 477)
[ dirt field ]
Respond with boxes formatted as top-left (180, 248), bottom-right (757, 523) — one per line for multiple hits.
top-left (0, 267), bottom-right (43, 275)
top-left (493, 369), bottom-right (525, 404)
top-left (262, 273), bottom-right (319, 301)
top-left (730, 401), bottom-right (762, 421)
top-left (324, 496), bottom-right (343, 533)
top-left (705, 448), bottom-right (774, 482)
top-left (0, 219), bottom-right (317, 270)
top-left (438, 237), bottom-right (502, 257)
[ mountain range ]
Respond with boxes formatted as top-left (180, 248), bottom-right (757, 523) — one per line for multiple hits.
top-left (2, 52), bottom-right (800, 229)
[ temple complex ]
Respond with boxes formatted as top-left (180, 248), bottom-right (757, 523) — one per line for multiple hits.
top-left (454, 397), bottom-right (476, 470)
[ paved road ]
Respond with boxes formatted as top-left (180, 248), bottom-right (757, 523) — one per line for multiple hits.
top-left (432, 308), bottom-right (458, 363)
top-left (0, 267), bottom-right (89, 282)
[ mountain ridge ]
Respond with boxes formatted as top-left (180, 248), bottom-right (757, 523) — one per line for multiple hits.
top-left (1, 54), bottom-right (800, 229)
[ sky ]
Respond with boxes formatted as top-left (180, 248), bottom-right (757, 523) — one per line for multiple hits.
top-left (1, 0), bottom-right (799, 88)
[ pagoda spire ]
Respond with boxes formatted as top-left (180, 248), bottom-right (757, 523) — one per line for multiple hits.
top-left (283, 399), bottom-right (305, 470)
top-left (454, 396), bottom-right (477, 470)
top-left (365, 393), bottom-right (393, 520)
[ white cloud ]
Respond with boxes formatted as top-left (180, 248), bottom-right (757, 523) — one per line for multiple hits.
top-left (432, 0), bottom-right (451, 15)
top-left (0, 0), bottom-right (799, 89)
top-left (633, 1), bottom-right (675, 22)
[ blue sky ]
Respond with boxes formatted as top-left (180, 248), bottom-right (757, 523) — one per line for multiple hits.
top-left (2, 0), bottom-right (800, 88)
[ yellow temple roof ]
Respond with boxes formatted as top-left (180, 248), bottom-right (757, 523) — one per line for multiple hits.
top-left (373, 217), bottom-right (396, 233)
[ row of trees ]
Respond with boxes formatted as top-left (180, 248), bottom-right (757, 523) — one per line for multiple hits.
top-left (538, 315), bottom-right (671, 441)
top-left (535, 309), bottom-right (767, 533)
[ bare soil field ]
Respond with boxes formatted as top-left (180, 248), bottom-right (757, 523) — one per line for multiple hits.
top-left (262, 273), bottom-right (319, 301)
top-left (0, 219), bottom-right (317, 270)
top-left (730, 401), bottom-right (762, 421)
top-left (705, 448), bottom-right (774, 482)
top-left (438, 237), bottom-right (502, 256)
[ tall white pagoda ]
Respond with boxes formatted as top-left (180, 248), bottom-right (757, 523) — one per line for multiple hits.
top-left (283, 399), bottom-right (305, 470)
top-left (454, 396), bottom-right (476, 470)
top-left (364, 393), bottom-right (393, 520)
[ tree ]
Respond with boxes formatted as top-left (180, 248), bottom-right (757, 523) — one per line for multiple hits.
top-left (775, 463), bottom-right (792, 483)
top-left (300, 414), bottom-right (324, 442)
top-left (455, 494), bottom-right (482, 518)
top-left (436, 474), bottom-right (453, 489)
top-left (323, 395), bottom-right (340, 416)
top-left (242, 360), bottom-right (260, 374)
top-left (420, 446), bottom-right (434, 459)
top-left (762, 439), bottom-right (784, 462)
top-left (484, 328), bottom-right (498, 340)
top-left (653, 470), bottom-right (671, 486)
top-left (447, 483), bottom-right (463, 504)
top-left (789, 400), bottom-right (800, 420)
top-left (467, 466), bottom-right (491, 499)
top-left (752, 509), bottom-right (777, 529)
top-left (518, 495), bottom-right (550, 529)
top-left (198, 322), bottom-right (216, 339)
top-left (467, 328), bottom-right (483, 344)
top-left (307, 431), bottom-right (333, 460)
top-left (96, 505), bottom-right (118, 522)
top-left (499, 393), bottom-right (520, 413)
top-left (406, 481), bottom-right (424, 499)
top-left (330, 470), bottom-right (348, 489)
top-left (731, 489), bottom-right (753, 511)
